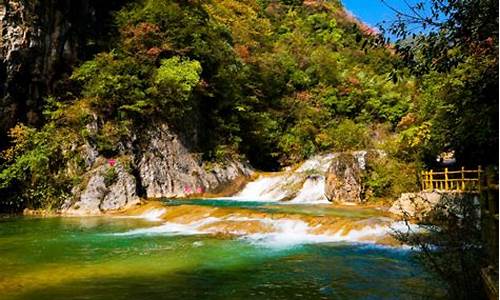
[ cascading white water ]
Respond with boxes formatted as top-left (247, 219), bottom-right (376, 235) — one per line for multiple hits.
top-left (229, 152), bottom-right (368, 204)
top-left (287, 176), bottom-right (330, 204)
top-left (139, 208), bottom-right (166, 221)
top-left (113, 149), bottom-right (416, 249)
top-left (114, 211), bottom-right (421, 248)
top-left (230, 175), bottom-right (290, 201)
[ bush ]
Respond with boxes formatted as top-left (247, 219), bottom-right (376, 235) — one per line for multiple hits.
top-left (325, 119), bottom-right (371, 152)
top-left (363, 155), bottom-right (418, 199)
top-left (393, 194), bottom-right (486, 299)
top-left (0, 124), bottom-right (79, 210)
top-left (103, 167), bottom-right (118, 187)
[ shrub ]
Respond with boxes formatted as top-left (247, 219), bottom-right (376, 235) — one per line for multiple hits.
top-left (103, 167), bottom-right (118, 187)
top-left (325, 119), bottom-right (371, 152)
top-left (393, 194), bottom-right (486, 299)
top-left (363, 155), bottom-right (418, 199)
top-left (0, 124), bottom-right (79, 210)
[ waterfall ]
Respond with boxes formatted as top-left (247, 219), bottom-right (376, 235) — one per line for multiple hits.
top-left (287, 176), bottom-right (330, 204)
top-left (230, 174), bottom-right (290, 201)
top-left (229, 152), bottom-right (370, 204)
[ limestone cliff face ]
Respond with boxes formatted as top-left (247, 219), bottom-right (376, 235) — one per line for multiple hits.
top-left (137, 123), bottom-right (252, 198)
top-left (0, 0), bottom-right (122, 144)
top-left (62, 123), bottom-right (253, 215)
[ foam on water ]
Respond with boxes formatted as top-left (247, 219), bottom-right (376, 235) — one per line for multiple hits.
top-left (226, 152), bottom-right (373, 204)
top-left (231, 175), bottom-right (289, 201)
top-left (113, 208), bottom-right (167, 221)
top-left (112, 217), bottom-right (220, 236)
top-left (113, 213), bottom-right (421, 249)
top-left (241, 218), bottom-right (336, 248)
top-left (242, 219), bottom-right (422, 248)
top-left (139, 208), bottom-right (166, 221)
top-left (228, 153), bottom-right (339, 204)
top-left (287, 176), bottom-right (330, 204)
top-left (295, 153), bottom-right (337, 173)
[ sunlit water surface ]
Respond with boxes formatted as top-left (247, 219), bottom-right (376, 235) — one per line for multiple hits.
top-left (0, 199), bottom-right (446, 300)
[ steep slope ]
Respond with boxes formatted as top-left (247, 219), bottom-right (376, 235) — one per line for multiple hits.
top-left (0, 0), bottom-right (416, 212)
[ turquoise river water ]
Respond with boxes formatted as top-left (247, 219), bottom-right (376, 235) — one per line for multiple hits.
top-left (0, 199), bottom-right (446, 300)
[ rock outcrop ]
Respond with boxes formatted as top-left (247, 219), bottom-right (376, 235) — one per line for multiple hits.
top-left (325, 152), bottom-right (364, 204)
top-left (388, 191), bottom-right (478, 220)
top-left (62, 123), bottom-right (253, 215)
top-left (138, 124), bottom-right (252, 198)
top-left (63, 161), bottom-right (140, 215)
top-left (324, 150), bottom-right (382, 204)
top-left (388, 192), bottom-right (442, 219)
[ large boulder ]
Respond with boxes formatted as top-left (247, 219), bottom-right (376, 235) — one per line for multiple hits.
top-left (63, 160), bottom-right (140, 215)
top-left (388, 191), bottom-right (477, 220)
top-left (325, 152), bottom-right (364, 204)
top-left (389, 192), bottom-right (442, 219)
top-left (324, 150), bottom-right (384, 204)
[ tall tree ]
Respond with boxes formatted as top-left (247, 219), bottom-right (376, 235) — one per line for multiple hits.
top-left (382, 0), bottom-right (498, 166)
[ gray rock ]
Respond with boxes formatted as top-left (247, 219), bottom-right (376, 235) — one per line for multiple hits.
top-left (0, 1), bottom-right (118, 139)
top-left (325, 153), bottom-right (364, 203)
top-left (138, 123), bottom-right (252, 198)
top-left (101, 165), bottom-right (139, 211)
top-left (64, 162), bottom-right (140, 215)
top-left (388, 191), bottom-right (478, 220)
top-left (81, 143), bottom-right (99, 169)
top-left (324, 150), bottom-right (383, 203)
top-left (64, 123), bottom-right (253, 214)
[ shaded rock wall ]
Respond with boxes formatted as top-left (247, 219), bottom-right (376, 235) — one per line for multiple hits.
top-left (0, 0), bottom-right (123, 145)
top-left (138, 123), bottom-right (252, 198)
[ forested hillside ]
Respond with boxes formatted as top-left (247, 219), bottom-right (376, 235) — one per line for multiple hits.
top-left (0, 0), bottom-right (497, 211)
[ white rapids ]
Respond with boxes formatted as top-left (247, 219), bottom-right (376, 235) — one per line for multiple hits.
top-left (229, 152), bottom-right (368, 204)
top-left (113, 212), bottom-right (421, 248)
top-left (110, 150), bottom-right (418, 249)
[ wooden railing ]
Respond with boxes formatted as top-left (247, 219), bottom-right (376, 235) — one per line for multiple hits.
top-left (422, 165), bottom-right (497, 298)
top-left (421, 166), bottom-right (482, 191)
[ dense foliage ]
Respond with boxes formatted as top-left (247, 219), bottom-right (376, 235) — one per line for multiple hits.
top-left (0, 0), bottom-right (496, 211)
top-left (385, 1), bottom-right (498, 298)
top-left (382, 0), bottom-right (498, 167)
top-left (66, 0), bottom-right (413, 168)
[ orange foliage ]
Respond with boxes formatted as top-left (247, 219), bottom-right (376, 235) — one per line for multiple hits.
top-left (234, 44), bottom-right (250, 61)
top-left (146, 47), bottom-right (162, 58)
top-left (296, 91), bottom-right (312, 102)
top-left (121, 22), bottom-right (165, 58)
top-left (396, 113), bottom-right (417, 130)
top-left (347, 76), bottom-right (360, 85)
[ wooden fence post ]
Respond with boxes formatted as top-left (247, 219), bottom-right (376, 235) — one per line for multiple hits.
top-left (430, 169), bottom-right (434, 190)
top-left (478, 165), bottom-right (482, 192)
top-left (461, 166), bottom-right (465, 191)
top-left (445, 168), bottom-right (449, 190)
top-left (421, 171), bottom-right (425, 190)
top-left (425, 171), bottom-right (429, 190)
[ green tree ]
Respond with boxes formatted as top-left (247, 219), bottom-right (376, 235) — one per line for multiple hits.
top-left (382, 0), bottom-right (498, 166)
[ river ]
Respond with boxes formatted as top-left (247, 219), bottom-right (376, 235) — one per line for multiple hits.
top-left (0, 199), bottom-right (446, 300)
